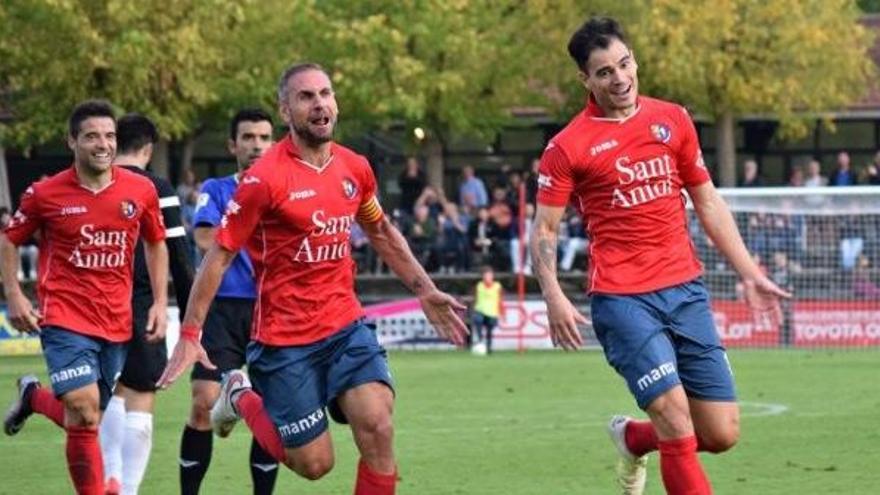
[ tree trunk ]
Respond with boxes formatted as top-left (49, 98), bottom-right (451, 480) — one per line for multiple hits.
top-left (0, 146), bottom-right (10, 208)
top-left (716, 111), bottom-right (737, 187)
top-left (151, 138), bottom-right (171, 180)
top-left (424, 134), bottom-right (445, 191)
top-left (180, 135), bottom-right (197, 174)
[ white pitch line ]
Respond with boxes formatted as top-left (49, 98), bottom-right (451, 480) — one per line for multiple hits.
top-left (738, 401), bottom-right (789, 417)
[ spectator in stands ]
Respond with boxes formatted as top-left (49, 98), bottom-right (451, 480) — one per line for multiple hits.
top-left (839, 213), bottom-right (864, 270)
top-left (829, 151), bottom-right (856, 186)
top-left (181, 186), bottom-right (201, 266)
top-left (414, 185), bottom-right (444, 218)
top-left (510, 203), bottom-right (534, 275)
top-left (468, 206), bottom-right (507, 271)
top-left (397, 156), bottom-right (426, 215)
top-left (350, 222), bottom-right (377, 274)
top-left (788, 166), bottom-right (805, 187)
top-left (506, 171), bottom-right (524, 216)
top-left (770, 251), bottom-right (797, 346)
top-left (459, 165), bottom-right (489, 208)
top-left (408, 204), bottom-right (439, 270)
top-left (852, 254), bottom-right (880, 299)
top-left (437, 204), bottom-right (470, 273)
top-left (804, 159), bottom-right (828, 187)
top-left (862, 151), bottom-right (880, 185)
top-left (525, 158), bottom-right (540, 204)
top-left (560, 212), bottom-right (589, 272)
top-left (738, 159), bottom-right (764, 187)
top-left (176, 167), bottom-right (198, 203)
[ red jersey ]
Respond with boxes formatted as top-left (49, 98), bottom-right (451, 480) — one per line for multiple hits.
top-left (215, 136), bottom-right (384, 346)
top-left (3, 166), bottom-right (166, 342)
top-left (537, 96), bottom-right (711, 294)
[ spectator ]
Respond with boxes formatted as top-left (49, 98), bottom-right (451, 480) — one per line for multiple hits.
top-left (804, 159), bottom-right (828, 187)
top-left (471, 265), bottom-right (504, 354)
top-left (510, 203), bottom-right (534, 275)
top-left (397, 156), bottom-right (426, 215)
top-left (506, 171), bottom-right (524, 216)
top-left (560, 213), bottom-right (589, 271)
top-left (839, 213), bottom-right (864, 270)
top-left (176, 167), bottom-right (198, 203)
top-left (459, 165), bottom-right (489, 208)
top-left (437, 204), bottom-right (471, 273)
top-left (525, 158), bottom-right (541, 204)
top-left (862, 151), bottom-right (880, 185)
top-left (852, 254), bottom-right (880, 299)
top-left (408, 204), bottom-right (438, 270)
top-left (738, 159), bottom-right (764, 187)
top-left (788, 166), bottom-right (805, 187)
top-left (414, 185), bottom-right (444, 219)
top-left (468, 207), bottom-right (507, 271)
top-left (829, 151), bottom-right (856, 186)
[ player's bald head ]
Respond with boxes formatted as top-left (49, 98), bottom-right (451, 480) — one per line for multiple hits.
top-left (567, 17), bottom-right (629, 72)
top-left (277, 62), bottom-right (330, 103)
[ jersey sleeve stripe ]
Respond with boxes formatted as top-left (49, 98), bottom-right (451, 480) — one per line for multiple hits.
top-left (159, 196), bottom-right (181, 208)
top-left (165, 226), bottom-right (187, 238)
top-left (356, 196), bottom-right (384, 224)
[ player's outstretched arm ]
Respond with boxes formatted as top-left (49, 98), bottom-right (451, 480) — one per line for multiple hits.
top-left (0, 234), bottom-right (40, 333)
top-left (157, 244), bottom-right (236, 388)
top-left (688, 182), bottom-right (792, 321)
top-left (360, 217), bottom-right (468, 345)
top-left (530, 205), bottom-right (586, 350)
top-left (143, 239), bottom-right (169, 342)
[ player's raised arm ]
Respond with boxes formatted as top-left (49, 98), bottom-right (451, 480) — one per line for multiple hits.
top-left (687, 182), bottom-right (792, 321)
top-left (530, 204), bottom-right (586, 350)
top-left (358, 212), bottom-right (468, 346)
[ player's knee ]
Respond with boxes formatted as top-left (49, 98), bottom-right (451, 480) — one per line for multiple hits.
top-left (358, 413), bottom-right (394, 446)
top-left (189, 392), bottom-right (215, 428)
top-left (647, 393), bottom-right (693, 438)
top-left (288, 454), bottom-right (334, 480)
top-left (700, 422), bottom-right (739, 453)
top-left (64, 397), bottom-right (101, 428)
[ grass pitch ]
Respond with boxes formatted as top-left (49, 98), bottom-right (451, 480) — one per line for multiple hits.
top-left (0, 350), bottom-right (877, 494)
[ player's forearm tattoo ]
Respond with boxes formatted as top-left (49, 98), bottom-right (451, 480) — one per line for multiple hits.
top-left (534, 237), bottom-right (558, 274)
top-left (411, 276), bottom-right (427, 295)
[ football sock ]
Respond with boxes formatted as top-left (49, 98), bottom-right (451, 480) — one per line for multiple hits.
top-left (121, 411), bottom-right (153, 495)
top-left (624, 419), bottom-right (659, 457)
top-left (179, 425), bottom-right (213, 495)
top-left (250, 436), bottom-right (279, 495)
top-left (354, 458), bottom-right (397, 495)
top-left (658, 435), bottom-right (712, 495)
top-left (66, 426), bottom-right (104, 495)
top-left (99, 396), bottom-right (125, 484)
top-left (31, 387), bottom-right (65, 428)
top-left (236, 390), bottom-right (287, 463)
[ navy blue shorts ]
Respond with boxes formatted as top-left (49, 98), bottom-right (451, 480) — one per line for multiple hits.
top-left (246, 319), bottom-right (394, 448)
top-left (591, 280), bottom-right (736, 410)
top-left (40, 326), bottom-right (128, 410)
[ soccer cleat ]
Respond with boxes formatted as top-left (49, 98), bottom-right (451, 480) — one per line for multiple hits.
top-left (211, 370), bottom-right (251, 438)
top-left (4, 374), bottom-right (40, 436)
top-left (607, 415), bottom-right (648, 495)
top-left (104, 477), bottom-right (121, 495)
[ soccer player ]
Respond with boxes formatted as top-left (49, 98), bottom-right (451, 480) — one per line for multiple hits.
top-left (529, 18), bottom-right (791, 495)
top-left (98, 113), bottom-right (195, 494)
top-left (157, 62), bottom-right (467, 495)
top-left (178, 108), bottom-right (278, 495)
top-left (1, 100), bottom-right (168, 495)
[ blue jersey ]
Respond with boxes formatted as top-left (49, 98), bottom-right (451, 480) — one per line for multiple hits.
top-left (194, 175), bottom-right (256, 299)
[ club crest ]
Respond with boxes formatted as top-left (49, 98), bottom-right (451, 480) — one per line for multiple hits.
top-left (342, 178), bottom-right (357, 200)
top-left (120, 200), bottom-right (137, 219)
top-left (651, 123), bottom-right (672, 143)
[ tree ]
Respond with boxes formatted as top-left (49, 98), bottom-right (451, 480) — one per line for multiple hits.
top-left (629, 0), bottom-right (875, 186)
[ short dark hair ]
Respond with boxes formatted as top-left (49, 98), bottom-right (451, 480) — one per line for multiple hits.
top-left (68, 99), bottom-right (116, 138)
top-left (229, 108), bottom-right (273, 141)
top-left (567, 17), bottom-right (628, 72)
top-left (277, 62), bottom-right (327, 102)
top-left (116, 113), bottom-right (159, 154)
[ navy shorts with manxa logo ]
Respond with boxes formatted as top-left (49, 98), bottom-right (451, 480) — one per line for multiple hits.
top-left (246, 319), bottom-right (394, 448)
top-left (590, 279), bottom-right (737, 410)
top-left (40, 326), bottom-right (128, 410)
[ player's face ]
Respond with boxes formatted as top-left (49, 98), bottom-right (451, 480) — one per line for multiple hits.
top-left (229, 120), bottom-right (273, 170)
top-left (279, 69), bottom-right (338, 147)
top-left (68, 117), bottom-right (116, 175)
top-left (581, 39), bottom-right (638, 118)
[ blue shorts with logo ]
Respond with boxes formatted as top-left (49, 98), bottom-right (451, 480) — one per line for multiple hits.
top-left (246, 319), bottom-right (394, 448)
top-left (40, 326), bottom-right (128, 410)
top-left (591, 279), bottom-right (736, 410)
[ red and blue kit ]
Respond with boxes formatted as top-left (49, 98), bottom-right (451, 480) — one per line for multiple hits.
top-left (216, 136), bottom-right (385, 346)
top-left (3, 166), bottom-right (166, 342)
top-left (537, 96), bottom-right (711, 294)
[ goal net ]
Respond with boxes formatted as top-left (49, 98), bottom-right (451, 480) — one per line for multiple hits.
top-left (690, 186), bottom-right (880, 349)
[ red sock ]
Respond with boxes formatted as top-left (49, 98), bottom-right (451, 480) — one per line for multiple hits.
top-left (658, 436), bottom-right (712, 495)
top-left (236, 390), bottom-right (287, 463)
top-left (65, 426), bottom-right (104, 495)
top-left (625, 420), bottom-right (658, 457)
top-left (31, 387), bottom-right (65, 428)
top-left (354, 458), bottom-right (397, 495)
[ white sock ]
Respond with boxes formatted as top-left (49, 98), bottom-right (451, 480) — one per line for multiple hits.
top-left (100, 396), bottom-right (126, 483)
top-left (121, 411), bottom-right (153, 495)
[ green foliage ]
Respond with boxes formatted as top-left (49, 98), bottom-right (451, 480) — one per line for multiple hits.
top-left (629, 0), bottom-right (876, 139)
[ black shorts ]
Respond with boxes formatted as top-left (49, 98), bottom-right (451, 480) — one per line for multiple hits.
top-left (118, 296), bottom-right (167, 392)
top-left (191, 297), bottom-right (255, 382)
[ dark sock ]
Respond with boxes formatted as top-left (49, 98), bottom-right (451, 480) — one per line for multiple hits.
top-left (250, 436), bottom-right (279, 495)
top-left (179, 425), bottom-right (213, 495)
